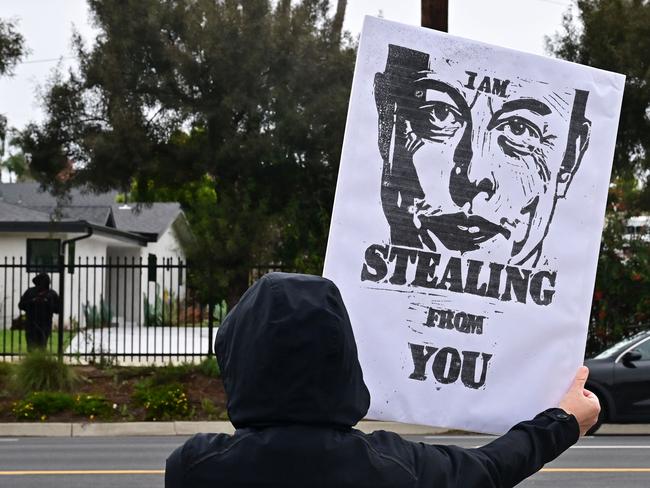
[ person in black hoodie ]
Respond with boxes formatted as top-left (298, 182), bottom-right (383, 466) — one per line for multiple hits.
top-left (18, 273), bottom-right (60, 351)
top-left (165, 272), bottom-right (599, 487)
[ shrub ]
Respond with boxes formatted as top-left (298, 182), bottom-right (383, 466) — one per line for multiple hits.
top-left (149, 363), bottom-right (194, 385)
top-left (12, 391), bottom-right (74, 420)
top-left (83, 295), bottom-right (113, 328)
top-left (198, 357), bottom-right (220, 378)
top-left (213, 300), bottom-right (228, 325)
top-left (200, 398), bottom-right (220, 420)
top-left (13, 350), bottom-right (78, 394)
top-left (132, 382), bottom-right (190, 421)
top-left (144, 285), bottom-right (178, 327)
top-left (0, 362), bottom-right (13, 387)
top-left (73, 394), bottom-right (113, 419)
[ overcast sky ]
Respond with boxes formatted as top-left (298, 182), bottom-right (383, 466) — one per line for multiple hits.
top-left (0, 0), bottom-right (573, 138)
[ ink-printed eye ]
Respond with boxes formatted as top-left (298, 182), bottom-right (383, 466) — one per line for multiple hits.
top-left (495, 116), bottom-right (541, 145)
top-left (416, 102), bottom-right (464, 140)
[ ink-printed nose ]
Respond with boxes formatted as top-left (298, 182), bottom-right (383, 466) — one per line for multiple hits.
top-left (449, 128), bottom-right (496, 209)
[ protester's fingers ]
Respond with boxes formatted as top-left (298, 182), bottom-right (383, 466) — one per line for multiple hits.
top-left (583, 388), bottom-right (596, 399)
top-left (570, 366), bottom-right (589, 393)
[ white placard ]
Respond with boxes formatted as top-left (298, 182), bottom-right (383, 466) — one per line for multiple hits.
top-left (323, 17), bottom-right (625, 434)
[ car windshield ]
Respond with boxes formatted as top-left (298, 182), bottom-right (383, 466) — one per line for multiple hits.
top-left (592, 331), bottom-right (650, 359)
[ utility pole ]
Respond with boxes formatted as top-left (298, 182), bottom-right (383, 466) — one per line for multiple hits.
top-left (421, 0), bottom-right (448, 32)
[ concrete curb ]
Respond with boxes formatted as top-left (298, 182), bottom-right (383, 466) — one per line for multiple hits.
top-left (596, 424), bottom-right (650, 435)
top-left (1, 422), bottom-right (648, 437)
top-left (0, 421), bottom-right (447, 437)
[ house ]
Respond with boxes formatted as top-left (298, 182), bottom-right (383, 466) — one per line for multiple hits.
top-left (0, 182), bottom-right (192, 330)
top-left (624, 216), bottom-right (650, 243)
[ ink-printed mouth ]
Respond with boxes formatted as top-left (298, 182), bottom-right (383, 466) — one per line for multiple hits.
top-left (418, 212), bottom-right (512, 252)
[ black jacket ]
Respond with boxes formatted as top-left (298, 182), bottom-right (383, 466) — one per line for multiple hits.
top-left (18, 286), bottom-right (59, 330)
top-left (166, 273), bottom-right (579, 487)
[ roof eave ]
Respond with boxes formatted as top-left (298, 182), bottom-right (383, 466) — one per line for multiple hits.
top-left (0, 221), bottom-right (148, 246)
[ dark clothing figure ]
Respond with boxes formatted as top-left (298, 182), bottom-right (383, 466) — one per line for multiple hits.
top-left (18, 273), bottom-right (59, 351)
top-left (166, 273), bottom-right (579, 487)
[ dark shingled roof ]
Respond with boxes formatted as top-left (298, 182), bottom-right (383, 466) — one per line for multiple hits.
top-left (0, 201), bottom-right (51, 222)
top-left (0, 182), bottom-right (118, 206)
top-left (0, 183), bottom-right (183, 240)
top-left (27, 206), bottom-right (113, 226)
top-left (111, 203), bottom-right (182, 237)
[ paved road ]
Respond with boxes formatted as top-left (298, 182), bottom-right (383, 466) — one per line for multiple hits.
top-left (406, 434), bottom-right (650, 487)
top-left (0, 435), bottom-right (649, 487)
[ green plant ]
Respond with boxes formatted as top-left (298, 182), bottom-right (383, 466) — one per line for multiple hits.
top-left (0, 361), bottom-right (13, 385)
top-left (0, 362), bottom-right (15, 398)
top-left (72, 394), bottom-right (113, 419)
top-left (213, 300), bottom-right (228, 325)
top-left (200, 398), bottom-right (219, 420)
top-left (198, 357), bottom-right (220, 378)
top-left (144, 285), bottom-right (179, 327)
top-left (148, 363), bottom-right (194, 385)
top-left (132, 382), bottom-right (190, 421)
top-left (83, 295), bottom-right (113, 328)
top-left (200, 398), bottom-right (227, 421)
top-left (12, 391), bottom-right (74, 420)
top-left (13, 350), bottom-right (78, 394)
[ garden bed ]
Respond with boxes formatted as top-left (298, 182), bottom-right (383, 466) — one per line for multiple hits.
top-left (0, 360), bottom-right (228, 422)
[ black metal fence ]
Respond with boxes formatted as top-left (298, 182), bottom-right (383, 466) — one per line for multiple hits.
top-left (1, 256), bottom-right (218, 363)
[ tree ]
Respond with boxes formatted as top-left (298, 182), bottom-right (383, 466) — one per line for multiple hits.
top-left (547, 0), bottom-right (649, 184)
top-left (0, 18), bottom-right (25, 77)
top-left (547, 0), bottom-right (650, 351)
top-left (1, 148), bottom-right (32, 182)
top-left (0, 18), bottom-right (26, 153)
top-left (19, 0), bottom-right (355, 306)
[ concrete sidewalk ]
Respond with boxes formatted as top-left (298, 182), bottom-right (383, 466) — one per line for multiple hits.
top-left (0, 421), bottom-right (648, 437)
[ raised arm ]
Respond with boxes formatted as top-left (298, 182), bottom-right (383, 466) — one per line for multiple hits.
top-left (412, 366), bottom-right (599, 487)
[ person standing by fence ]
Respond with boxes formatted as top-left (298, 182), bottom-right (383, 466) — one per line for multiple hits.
top-left (18, 273), bottom-right (59, 351)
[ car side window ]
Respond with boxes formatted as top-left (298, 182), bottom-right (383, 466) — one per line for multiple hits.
top-left (631, 338), bottom-right (650, 361)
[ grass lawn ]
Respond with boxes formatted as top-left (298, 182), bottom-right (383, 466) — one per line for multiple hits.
top-left (0, 330), bottom-right (73, 355)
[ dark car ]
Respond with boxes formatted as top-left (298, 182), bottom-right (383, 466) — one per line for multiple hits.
top-left (584, 330), bottom-right (650, 434)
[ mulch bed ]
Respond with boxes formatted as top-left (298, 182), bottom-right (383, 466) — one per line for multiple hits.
top-left (0, 365), bottom-right (228, 422)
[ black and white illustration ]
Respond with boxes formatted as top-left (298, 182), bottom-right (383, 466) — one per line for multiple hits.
top-left (375, 44), bottom-right (590, 267)
top-left (324, 17), bottom-right (624, 434)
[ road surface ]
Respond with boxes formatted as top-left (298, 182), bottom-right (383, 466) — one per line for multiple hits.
top-left (1, 434), bottom-right (648, 487)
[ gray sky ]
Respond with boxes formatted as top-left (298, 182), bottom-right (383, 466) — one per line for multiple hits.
top-left (0, 0), bottom-right (573, 136)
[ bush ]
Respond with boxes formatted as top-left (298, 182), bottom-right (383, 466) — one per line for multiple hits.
top-left (200, 398), bottom-right (228, 421)
top-left (132, 381), bottom-right (190, 421)
top-left (12, 391), bottom-right (74, 420)
top-left (83, 295), bottom-right (113, 328)
top-left (144, 285), bottom-right (178, 327)
top-left (73, 394), bottom-right (113, 419)
top-left (13, 351), bottom-right (78, 394)
top-left (149, 363), bottom-right (194, 385)
top-left (198, 357), bottom-right (220, 378)
top-left (0, 362), bottom-right (14, 388)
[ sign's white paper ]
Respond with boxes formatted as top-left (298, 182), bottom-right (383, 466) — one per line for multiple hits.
top-left (323, 17), bottom-right (625, 434)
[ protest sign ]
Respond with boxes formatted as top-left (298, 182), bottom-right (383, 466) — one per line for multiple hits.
top-left (323, 16), bottom-right (625, 434)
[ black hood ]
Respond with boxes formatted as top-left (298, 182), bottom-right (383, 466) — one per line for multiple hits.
top-left (215, 272), bottom-right (370, 429)
top-left (32, 273), bottom-right (51, 288)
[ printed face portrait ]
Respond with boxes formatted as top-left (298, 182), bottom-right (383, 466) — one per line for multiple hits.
top-left (375, 45), bottom-right (591, 265)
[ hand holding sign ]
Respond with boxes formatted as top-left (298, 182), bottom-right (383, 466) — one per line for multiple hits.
top-left (559, 366), bottom-right (601, 436)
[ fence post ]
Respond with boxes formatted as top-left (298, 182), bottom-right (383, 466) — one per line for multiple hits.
top-left (57, 253), bottom-right (65, 360)
top-left (207, 301), bottom-right (214, 358)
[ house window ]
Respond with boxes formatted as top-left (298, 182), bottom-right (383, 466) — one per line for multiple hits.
top-left (26, 239), bottom-right (61, 273)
